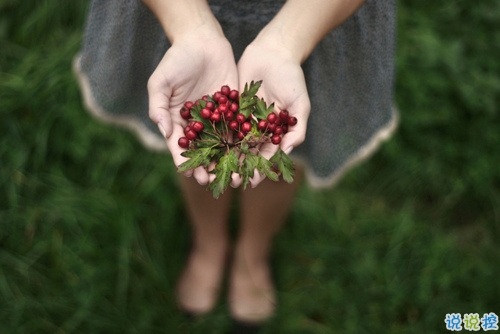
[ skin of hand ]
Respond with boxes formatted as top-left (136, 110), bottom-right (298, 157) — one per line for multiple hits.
top-left (147, 28), bottom-right (238, 185)
top-left (143, 0), bottom-right (365, 188)
top-left (232, 0), bottom-right (366, 188)
top-left (233, 38), bottom-right (311, 188)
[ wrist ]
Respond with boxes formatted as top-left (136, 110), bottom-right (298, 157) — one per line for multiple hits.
top-left (170, 15), bottom-right (224, 44)
top-left (251, 26), bottom-right (306, 64)
top-left (142, 0), bottom-right (224, 43)
top-left (253, 0), bottom-right (366, 64)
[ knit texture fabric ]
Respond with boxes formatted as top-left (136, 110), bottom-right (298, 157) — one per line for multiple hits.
top-left (74, 0), bottom-right (398, 188)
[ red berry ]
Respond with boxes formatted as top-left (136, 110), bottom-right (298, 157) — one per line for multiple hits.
top-left (206, 101), bottom-right (215, 110)
top-left (180, 107), bottom-right (191, 120)
top-left (200, 108), bottom-right (211, 119)
top-left (186, 130), bottom-right (197, 140)
top-left (279, 110), bottom-right (289, 122)
top-left (287, 116), bottom-right (298, 126)
top-left (224, 111), bottom-right (234, 120)
top-left (267, 113), bottom-right (278, 124)
top-left (219, 103), bottom-right (228, 113)
top-left (282, 124), bottom-right (288, 133)
top-left (271, 135), bottom-right (281, 145)
top-left (273, 126), bottom-right (283, 136)
top-left (236, 113), bottom-right (246, 124)
top-left (257, 120), bottom-right (268, 131)
top-left (201, 95), bottom-right (208, 101)
top-left (237, 131), bottom-right (245, 141)
top-left (268, 123), bottom-right (277, 133)
top-left (230, 102), bottom-right (239, 113)
top-left (213, 91), bottom-right (222, 102)
top-left (183, 125), bottom-right (192, 136)
top-left (221, 85), bottom-right (231, 96)
top-left (184, 101), bottom-right (194, 109)
top-left (210, 111), bottom-right (221, 122)
top-left (192, 121), bottom-right (204, 132)
top-left (229, 90), bottom-right (239, 102)
top-left (241, 122), bottom-right (252, 133)
top-left (218, 96), bottom-right (228, 105)
top-left (229, 120), bottom-right (239, 131)
top-left (178, 137), bottom-right (190, 148)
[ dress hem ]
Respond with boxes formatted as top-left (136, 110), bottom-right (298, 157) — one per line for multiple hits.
top-left (297, 107), bottom-right (398, 189)
top-left (73, 53), bottom-right (398, 189)
top-left (73, 54), bottom-right (168, 152)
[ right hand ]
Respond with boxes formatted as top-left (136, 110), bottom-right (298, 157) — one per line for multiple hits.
top-left (147, 28), bottom-right (238, 185)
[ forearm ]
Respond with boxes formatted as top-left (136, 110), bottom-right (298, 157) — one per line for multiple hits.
top-left (256, 0), bottom-right (366, 63)
top-left (141, 0), bottom-right (223, 42)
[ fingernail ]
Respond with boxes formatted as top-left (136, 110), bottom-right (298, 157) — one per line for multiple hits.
top-left (157, 123), bottom-right (167, 138)
top-left (284, 146), bottom-right (293, 155)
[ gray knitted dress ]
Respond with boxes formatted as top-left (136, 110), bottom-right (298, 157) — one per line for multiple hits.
top-left (74, 0), bottom-right (398, 188)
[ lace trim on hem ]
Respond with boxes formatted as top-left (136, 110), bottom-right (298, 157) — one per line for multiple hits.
top-left (73, 54), bottom-right (168, 152)
top-left (73, 53), bottom-right (398, 189)
top-left (294, 106), bottom-right (399, 189)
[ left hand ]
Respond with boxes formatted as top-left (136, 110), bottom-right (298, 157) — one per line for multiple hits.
top-left (234, 38), bottom-right (311, 188)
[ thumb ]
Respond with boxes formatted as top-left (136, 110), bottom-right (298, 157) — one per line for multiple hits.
top-left (147, 76), bottom-right (173, 139)
top-left (280, 100), bottom-right (310, 155)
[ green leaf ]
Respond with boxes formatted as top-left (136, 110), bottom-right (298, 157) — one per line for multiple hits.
top-left (254, 98), bottom-right (271, 120)
top-left (239, 141), bottom-right (250, 155)
top-left (190, 111), bottom-right (212, 129)
top-left (257, 155), bottom-right (279, 182)
top-left (240, 98), bottom-right (257, 111)
top-left (195, 135), bottom-right (220, 148)
top-left (266, 103), bottom-right (275, 116)
top-left (240, 80), bottom-right (262, 100)
top-left (208, 149), bottom-right (239, 198)
top-left (189, 104), bottom-right (202, 118)
top-left (239, 106), bottom-right (253, 119)
top-left (239, 80), bottom-right (262, 118)
top-left (240, 152), bottom-right (259, 189)
top-left (210, 147), bottom-right (226, 165)
top-left (177, 147), bottom-right (212, 173)
top-left (270, 149), bottom-right (295, 183)
top-left (249, 80), bottom-right (262, 96)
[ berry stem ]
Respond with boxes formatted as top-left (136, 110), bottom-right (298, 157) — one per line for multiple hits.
top-left (201, 130), bottom-right (220, 139)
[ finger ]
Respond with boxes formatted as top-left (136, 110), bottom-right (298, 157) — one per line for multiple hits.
top-left (205, 161), bottom-right (217, 185)
top-left (280, 99), bottom-right (310, 154)
top-left (165, 125), bottom-right (193, 178)
top-left (193, 166), bottom-right (211, 185)
top-left (248, 141), bottom-right (279, 188)
top-left (147, 75), bottom-right (173, 139)
top-left (175, 136), bottom-right (214, 184)
top-left (230, 173), bottom-right (242, 188)
top-left (280, 121), bottom-right (306, 155)
top-left (249, 169), bottom-right (265, 188)
top-left (228, 146), bottom-right (247, 188)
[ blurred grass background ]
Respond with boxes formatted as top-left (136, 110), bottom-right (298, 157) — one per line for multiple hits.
top-left (1, 1), bottom-right (499, 333)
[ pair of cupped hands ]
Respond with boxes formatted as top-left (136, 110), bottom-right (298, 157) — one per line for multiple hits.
top-left (148, 28), bottom-right (311, 189)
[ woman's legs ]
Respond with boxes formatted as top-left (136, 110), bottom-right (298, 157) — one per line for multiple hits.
top-left (176, 176), bottom-right (234, 314)
top-left (228, 169), bottom-right (303, 322)
top-left (175, 167), bottom-right (303, 319)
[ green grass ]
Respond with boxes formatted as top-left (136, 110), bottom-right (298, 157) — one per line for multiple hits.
top-left (1, 1), bottom-right (499, 333)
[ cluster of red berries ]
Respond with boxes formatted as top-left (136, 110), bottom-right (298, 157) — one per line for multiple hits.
top-left (177, 84), bottom-right (297, 149)
top-left (258, 110), bottom-right (297, 145)
top-left (175, 81), bottom-right (297, 197)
